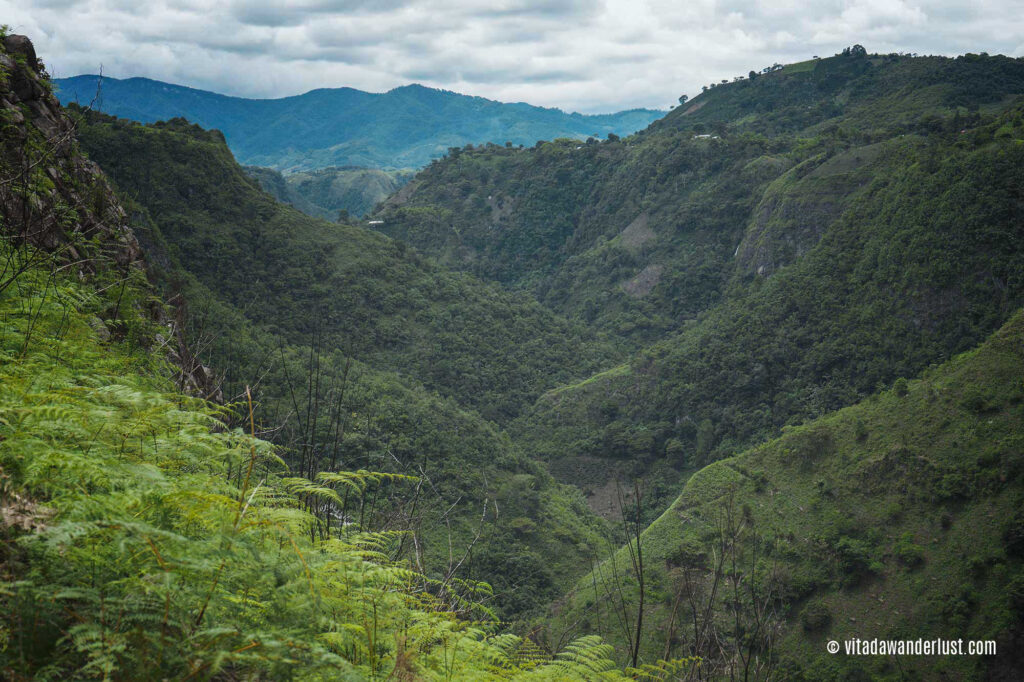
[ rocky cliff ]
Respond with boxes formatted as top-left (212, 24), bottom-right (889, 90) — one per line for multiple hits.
top-left (0, 34), bottom-right (216, 398)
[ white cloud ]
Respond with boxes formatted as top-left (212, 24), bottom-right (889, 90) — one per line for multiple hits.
top-left (3, 0), bottom-right (1022, 112)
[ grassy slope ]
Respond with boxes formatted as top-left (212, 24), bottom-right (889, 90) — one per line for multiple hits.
top-left (547, 310), bottom-right (1024, 679)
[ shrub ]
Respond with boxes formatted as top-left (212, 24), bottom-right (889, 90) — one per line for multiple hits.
top-left (853, 418), bottom-right (869, 443)
top-left (509, 516), bottom-right (537, 535)
top-left (787, 425), bottom-right (835, 469)
top-left (801, 599), bottom-right (832, 631)
top-left (894, 532), bottom-right (925, 568)
top-left (894, 378), bottom-right (909, 397)
top-left (835, 536), bottom-right (882, 585)
top-left (961, 387), bottom-right (993, 413)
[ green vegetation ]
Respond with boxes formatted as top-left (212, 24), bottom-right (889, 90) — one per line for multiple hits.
top-left (546, 310), bottom-right (1024, 679)
top-left (54, 76), bottom-right (664, 170)
top-left (378, 51), bottom-right (1024, 522)
top-left (64, 107), bottom-right (629, 622)
top-left (3, 35), bottom-right (1022, 679)
top-left (70, 108), bottom-right (620, 425)
top-left (514, 104), bottom-right (1024, 504)
top-left (246, 165), bottom-right (417, 220)
top-left (0, 240), bottom-right (645, 680)
top-left (377, 52), bottom-right (1024, 342)
top-left (1, 40), bottom-right (650, 679)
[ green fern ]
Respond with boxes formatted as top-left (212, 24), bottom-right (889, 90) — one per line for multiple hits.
top-left (0, 242), bottom-right (633, 680)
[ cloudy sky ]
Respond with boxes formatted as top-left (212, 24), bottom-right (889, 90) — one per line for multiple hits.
top-left (3, 0), bottom-right (1023, 113)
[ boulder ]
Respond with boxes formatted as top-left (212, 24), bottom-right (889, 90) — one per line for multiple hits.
top-left (3, 35), bottom-right (38, 70)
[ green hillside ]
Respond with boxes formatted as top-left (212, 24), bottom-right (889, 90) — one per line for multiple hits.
top-left (0, 162), bottom-right (627, 681)
top-left (377, 52), bottom-right (1024, 344)
top-left (376, 50), bottom-right (1024, 518)
top-left (516, 111), bottom-right (1024, 489)
top-left (54, 75), bottom-right (664, 170)
top-left (246, 165), bottom-right (417, 220)
top-left (65, 108), bottom-right (631, 621)
top-left (545, 309), bottom-right (1024, 680)
top-left (70, 109), bottom-right (620, 425)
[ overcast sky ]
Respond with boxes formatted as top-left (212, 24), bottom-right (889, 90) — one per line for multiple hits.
top-left (4, 0), bottom-right (1023, 113)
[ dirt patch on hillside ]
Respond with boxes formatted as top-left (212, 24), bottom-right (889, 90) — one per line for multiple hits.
top-left (547, 456), bottom-right (634, 522)
top-left (619, 212), bottom-right (654, 250)
top-left (682, 100), bottom-right (707, 115)
top-left (621, 263), bottom-right (663, 298)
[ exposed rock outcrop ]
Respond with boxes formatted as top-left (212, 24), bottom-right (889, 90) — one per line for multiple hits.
top-left (0, 35), bottom-right (219, 401)
top-left (1, 35), bottom-right (143, 270)
top-left (3, 34), bottom-right (37, 67)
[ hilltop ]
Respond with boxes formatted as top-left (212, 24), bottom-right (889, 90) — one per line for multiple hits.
top-left (53, 75), bottom-right (664, 171)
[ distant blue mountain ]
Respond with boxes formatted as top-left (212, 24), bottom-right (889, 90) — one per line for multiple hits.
top-left (55, 76), bottom-right (664, 170)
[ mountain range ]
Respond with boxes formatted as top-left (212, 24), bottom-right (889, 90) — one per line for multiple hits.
top-left (53, 75), bottom-right (664, 171)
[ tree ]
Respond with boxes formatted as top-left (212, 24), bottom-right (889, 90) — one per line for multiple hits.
top-left (661, 492), bottom-right (781, 680)
top-left (678, 94), bottom-right (689, 105)
top-left (696, 419), bottom-right (715, 462)
top-left (611, 480), bottom-right (646, 668)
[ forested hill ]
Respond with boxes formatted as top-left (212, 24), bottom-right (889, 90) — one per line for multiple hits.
top-left (70, 109), bottom-right (619, 425)
top-left (550, 309), bottom-right (1024, 680)
top-left (375, 50), bottom-right (1024, 515)
top-left (54, 75), bottom-right (663, 170)
top-left (377, 51), bottom-right (1024, 341)
top-left (245, 165), bottom-right (417, 219)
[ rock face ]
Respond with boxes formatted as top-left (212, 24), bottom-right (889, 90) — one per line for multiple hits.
top-left (3, 34), bottom-right (37, 67)
top-left (0, 35), bottom-right (219, 401)
top-left (0, 35), bottom-right (143, 269)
